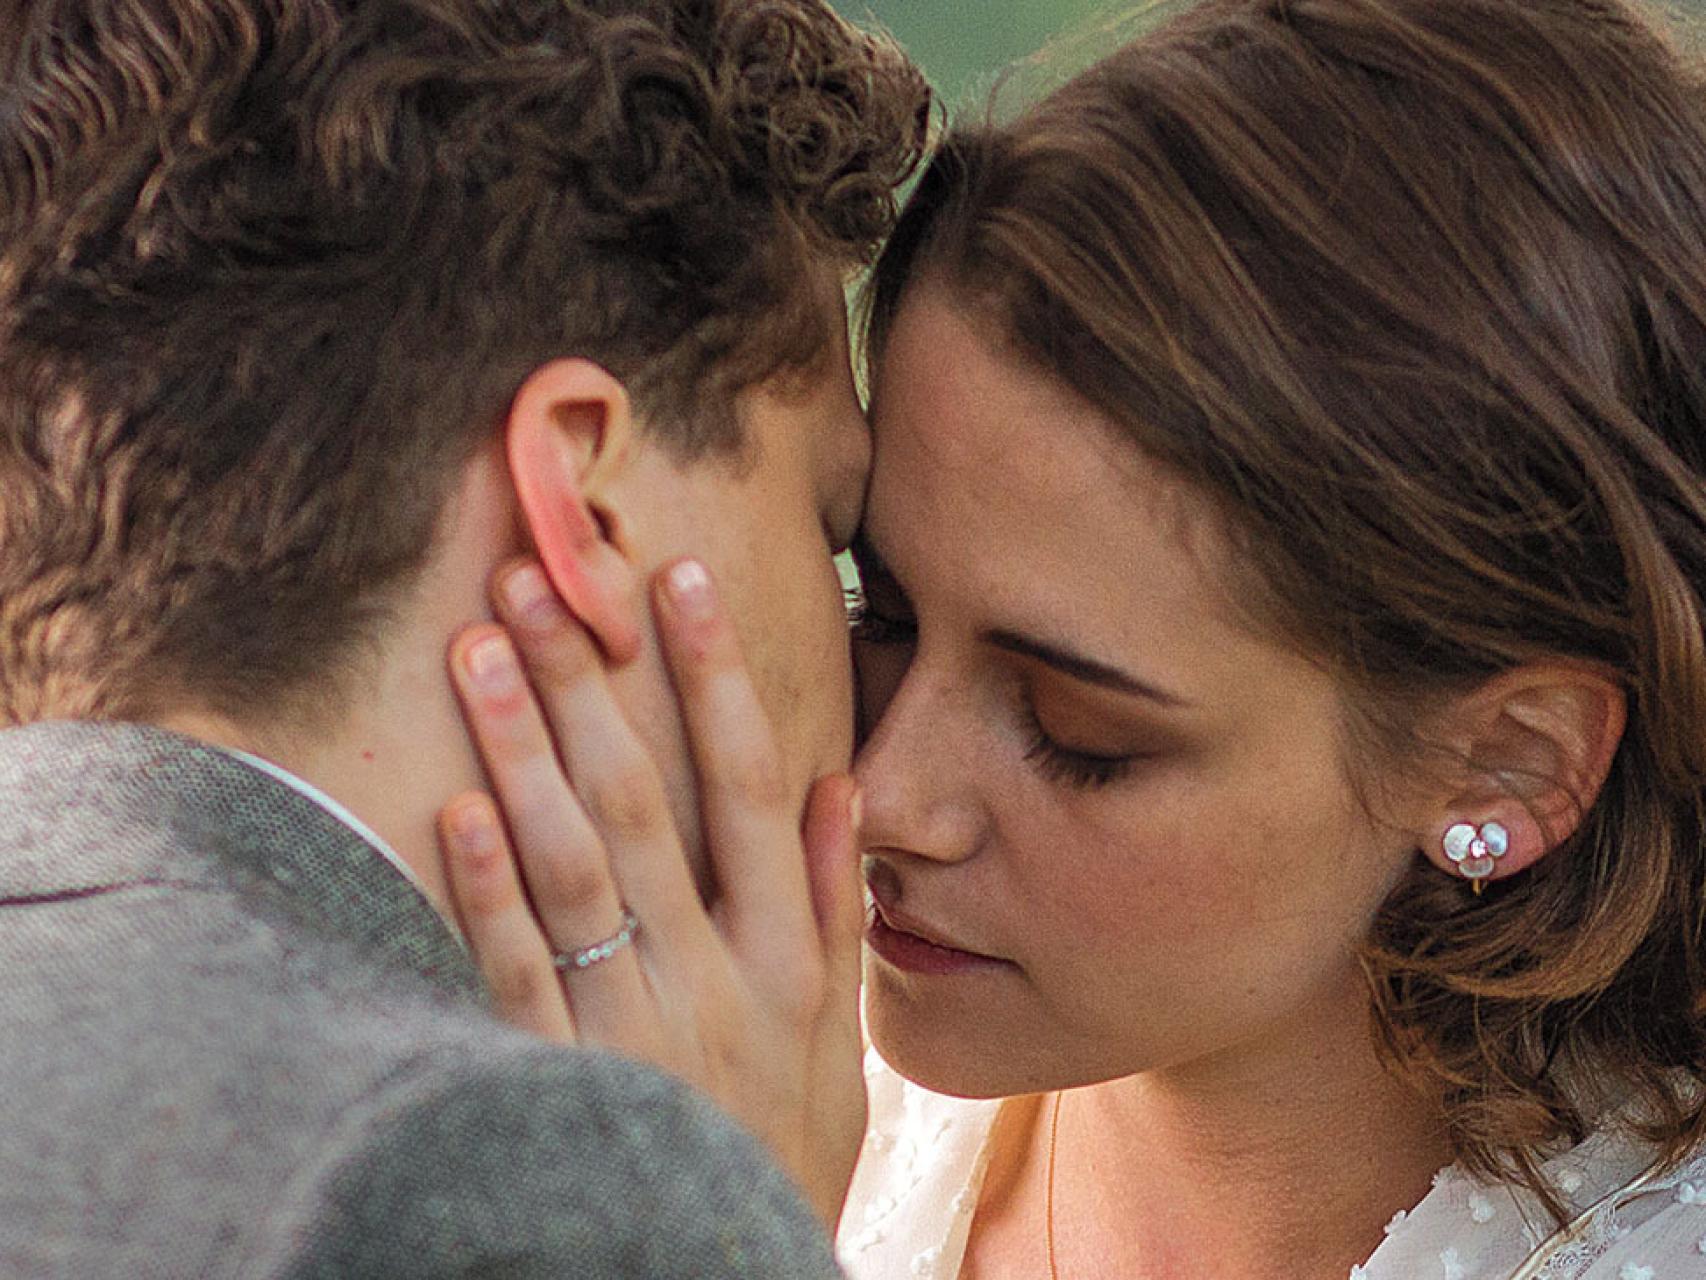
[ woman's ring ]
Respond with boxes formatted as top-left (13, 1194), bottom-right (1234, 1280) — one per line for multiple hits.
top-left (552, 910), bottom-right (640, 973)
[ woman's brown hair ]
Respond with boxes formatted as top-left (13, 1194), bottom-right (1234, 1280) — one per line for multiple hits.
top-left (869, 0), bottom-right (1706, 1218)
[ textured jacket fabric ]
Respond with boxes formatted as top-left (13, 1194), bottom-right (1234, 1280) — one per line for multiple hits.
top-left (0, 720), bottom-right (840, 1279)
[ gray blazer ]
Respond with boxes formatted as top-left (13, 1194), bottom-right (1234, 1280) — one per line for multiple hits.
top-left (0, 721), bottom-right (842, 1278)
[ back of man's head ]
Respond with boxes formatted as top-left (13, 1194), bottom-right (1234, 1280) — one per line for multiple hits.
top-left (0, 0), bottom-right (927, 728)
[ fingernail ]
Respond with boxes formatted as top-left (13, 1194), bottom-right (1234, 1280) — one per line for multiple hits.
top-left (503, 565), bottom-right (565, 631)
top-left (450, 801), bottom-right (498, 856)
top-left (665, 559), bottom-right (716, 621)
top-left (849, 786), bottom-right (864, 838)
top-left (465, 634), bottom-right (519, 695)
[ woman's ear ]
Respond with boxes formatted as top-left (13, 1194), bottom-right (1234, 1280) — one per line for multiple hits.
top-left (1419, 664), bottom-right (1626, 891)
top-left (505, 358), bottom-right (643, 664)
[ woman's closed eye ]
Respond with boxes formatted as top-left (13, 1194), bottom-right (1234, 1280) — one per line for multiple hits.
top-left (1018, 687), bottom-right (1160, 790)
top-left (848, 530), bottom-right (1172, 788)
top-left (1021, 703), bottom-right (1142, 789)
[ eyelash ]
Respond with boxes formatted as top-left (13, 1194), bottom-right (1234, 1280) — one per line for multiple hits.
top-left (1020, 700), bottom-right (1140, 791)
top-left (848, 584), bottom-right (1140, 793)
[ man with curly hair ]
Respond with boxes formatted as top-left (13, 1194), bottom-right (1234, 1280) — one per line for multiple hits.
top-left (0, 0), bottom-right (927, 1273)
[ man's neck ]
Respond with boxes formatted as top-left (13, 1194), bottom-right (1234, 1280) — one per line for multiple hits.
top-left (155, 447), bottom-right (522, 924)
top-left (252, 655), bottom-right (476, 919)
top-left (156, 645), bottom-right (481, 922)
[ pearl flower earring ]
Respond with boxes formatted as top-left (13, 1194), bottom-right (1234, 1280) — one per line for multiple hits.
top-left (1443, 821), bottom-right (1509, 894)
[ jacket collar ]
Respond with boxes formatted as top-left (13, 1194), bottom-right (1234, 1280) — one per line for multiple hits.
top-left (0, 720), bottom-right (485, 1006)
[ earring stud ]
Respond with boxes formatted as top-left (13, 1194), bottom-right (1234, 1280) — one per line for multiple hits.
top-left (1443, 821), bottom-right (1508, 895)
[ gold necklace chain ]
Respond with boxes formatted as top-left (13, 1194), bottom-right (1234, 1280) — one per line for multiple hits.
top-left (1045, 1090), bottom-right (1065, 1280)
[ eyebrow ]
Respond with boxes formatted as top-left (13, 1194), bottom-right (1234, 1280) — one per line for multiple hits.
top-left (854, 531), bottom-right (1190, 708)
top-left (983, 629), bottom-right (1191, 707)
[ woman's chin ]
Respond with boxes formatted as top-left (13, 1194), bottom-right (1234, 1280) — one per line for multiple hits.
top-left (864, 986), bottom-right (1057, 1099)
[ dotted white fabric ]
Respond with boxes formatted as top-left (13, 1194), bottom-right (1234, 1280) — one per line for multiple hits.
top-left (840, 1050), bottom-right (1000, 1280)
top-left (839, 1050), bottom-right (1706, 1280)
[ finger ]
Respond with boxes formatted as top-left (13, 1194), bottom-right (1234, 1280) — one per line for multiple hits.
top-left (802, 774), bottom-right (866, 1034)
top-left (653, 557), bottom-right (816, 963)
top-left (438, 793), bottom-right (576, 1043)
top-left (449, 624), bottom-right (654, 1035)
top-left (655, 566), bottom-right (815, 948)
top-left (490, 563), bottom-right (715, 970)
top-left (799, 776), bottom-right (871, 1228)
top-left (803, 775), bottom-right (866, 983)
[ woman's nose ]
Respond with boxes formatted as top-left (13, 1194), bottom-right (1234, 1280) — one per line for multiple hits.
top-left (854, 662), bottom-right (985, 864)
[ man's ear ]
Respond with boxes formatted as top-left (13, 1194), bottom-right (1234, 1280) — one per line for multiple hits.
top-left (505, 358), bottom-right (643, 664)
top-left (1418, 664), bottom-right (1626, 887)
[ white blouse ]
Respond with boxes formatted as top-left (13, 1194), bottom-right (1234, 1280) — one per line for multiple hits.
top-left (838, 1050), bottom-right (1706, 1280)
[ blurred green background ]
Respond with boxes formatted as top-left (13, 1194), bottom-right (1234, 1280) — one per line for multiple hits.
top-left (831, 1), bottom-right (1706, 113)
top-left (829, 1), bottom-right (1124, 111)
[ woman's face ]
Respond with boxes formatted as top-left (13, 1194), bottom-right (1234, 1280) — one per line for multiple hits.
top-left (854, 287), bottom-right (1427, 1098)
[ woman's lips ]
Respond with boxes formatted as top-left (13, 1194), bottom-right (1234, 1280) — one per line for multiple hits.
top-left (863, 884), bottom-right (1010, 976)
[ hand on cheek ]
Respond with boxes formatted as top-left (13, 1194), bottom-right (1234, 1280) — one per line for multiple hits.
top-left (435, 557), bottom-right (869, 1227)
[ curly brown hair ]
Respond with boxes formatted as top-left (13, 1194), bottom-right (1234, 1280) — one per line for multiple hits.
top-left (869, 0), bottom-right (1706, 1221)
top-left (0, 0), bottom-right (928, 726)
